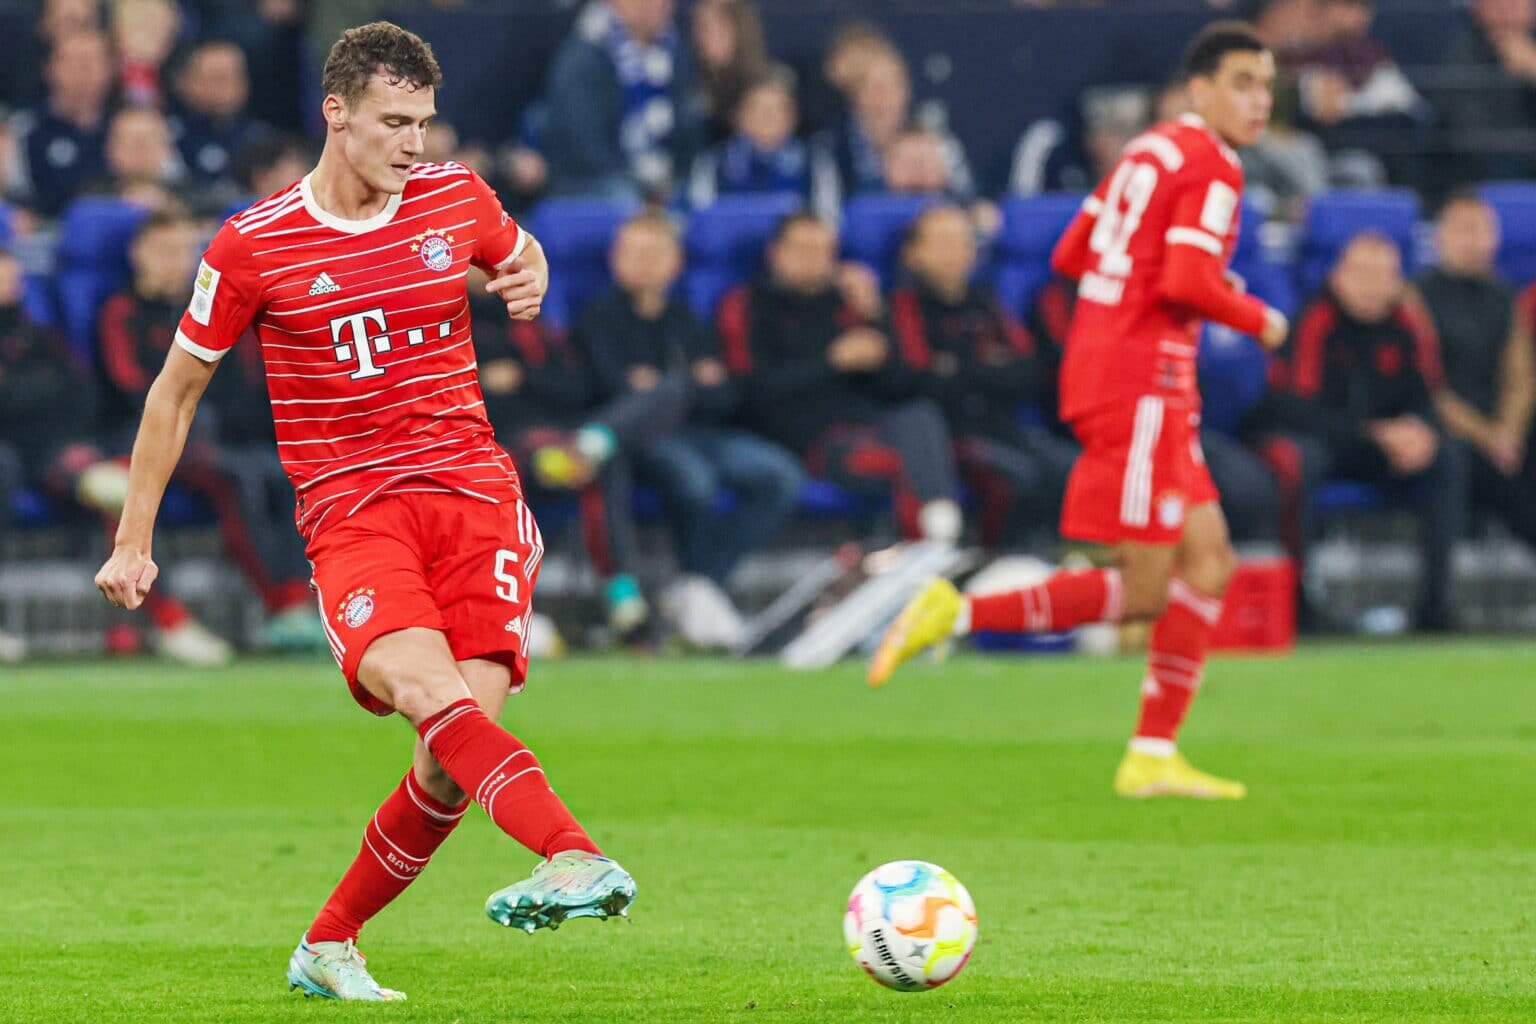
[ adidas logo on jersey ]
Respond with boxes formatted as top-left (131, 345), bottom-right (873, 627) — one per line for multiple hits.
top-left (308, 272), bottom-right (341, 296)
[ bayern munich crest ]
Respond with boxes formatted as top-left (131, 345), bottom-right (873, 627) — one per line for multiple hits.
top-left (411, 228), bottom-right (455, 272)
top-left (338, 588), bottom-right (377, 629)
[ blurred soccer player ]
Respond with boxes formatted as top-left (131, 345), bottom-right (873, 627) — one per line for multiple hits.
top-left (92, 22), bottom-right (635, 1002)
top-left (871, 23), bottom-right (1289, 799)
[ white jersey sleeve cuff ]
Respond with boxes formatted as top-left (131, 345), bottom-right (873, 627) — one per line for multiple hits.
top-left (1166, 227), bottom-right (1223, 255)
top-left (175, 329), bottom-right (227, 363)
top-left (496, 228), bottom-right (531, 268)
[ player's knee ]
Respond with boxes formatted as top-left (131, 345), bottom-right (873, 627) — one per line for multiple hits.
top-left (1185, 543), bottom-right (1238, 597)
top-left (1121, 577), bottom-right (1170, 621)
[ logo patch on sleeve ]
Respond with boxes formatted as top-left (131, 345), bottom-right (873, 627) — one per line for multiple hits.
top-left (1199, 181), bottom-right (1238, 238)
top-left (189, 260), bottom-right (221, 326)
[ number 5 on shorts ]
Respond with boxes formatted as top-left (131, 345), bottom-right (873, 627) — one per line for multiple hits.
top-left (494, 550), bottom-right (522, 603)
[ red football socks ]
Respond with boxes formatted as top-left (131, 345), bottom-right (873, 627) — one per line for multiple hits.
top-left (308, 771), bottom-right (466, 944)
top-left (1132, 578), bottom-right (1224, 745)
top-left (967, 568), bottom-right (1124, 633)
top-left (417, 699), bottom-right (600, 858)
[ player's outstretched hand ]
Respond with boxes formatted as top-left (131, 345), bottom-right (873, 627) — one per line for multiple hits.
top-left (1259, 306), bottom-right (1289, 351)
top-left (95, 546), bottom-right (158, 610)
top-left (486, 259), bottom-right (545, 321)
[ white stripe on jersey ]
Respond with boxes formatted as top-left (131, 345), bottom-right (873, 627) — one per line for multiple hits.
top-left (266, 331), bottom-right (473, 379)
top-left (272, 379), bottom-right (481, 426)
top-left (271, 365), bottom-right (476, 407)
top-left (1166, 227), bottom-right (1223, 255)
top-left (1121, 396), bottom-right (1164, 528)
top-left (267, 269), bottom-right (468, 314)
top-left (231, 184), bottom-right (302, 229)
top-left (251, 199), bottom-right (476, 256)
top-left (276, 400), bottom-right (485, 446)
top-left (235, 192), bottom-right (307, 234)
top-left (260, 298), bottom-right (468, 340)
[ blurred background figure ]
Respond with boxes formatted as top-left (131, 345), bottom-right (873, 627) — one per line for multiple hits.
top-left (541, 0), bottom-right (703, 200)
top-left (1418, 192), bottom-right (1536, 550)
top-left (579, 212), bottom-right (803, 648)
top-left (690, 0), bottom-right (771, 146)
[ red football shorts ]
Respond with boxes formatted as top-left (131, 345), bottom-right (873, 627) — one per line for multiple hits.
top-left (306, 492), bottom-right (545, 716)
top-left (1059, 397), bottom-right (1219, 546)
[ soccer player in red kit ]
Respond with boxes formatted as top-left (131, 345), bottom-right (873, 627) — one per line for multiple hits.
top-left (93, 23), bottom-right (635, 1002)
top-left (871, 23), bottom-right (1290, 800)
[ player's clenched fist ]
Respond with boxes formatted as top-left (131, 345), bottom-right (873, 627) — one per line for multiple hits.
top-left (485, 259), bottom-right (545, 321)
top-left (95, 546), bottom-right (159, 610)
top-left (1259, 306), bottom-right (1289, 351)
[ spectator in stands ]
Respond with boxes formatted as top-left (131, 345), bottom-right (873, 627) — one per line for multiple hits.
top-left (687, 72), bottom-right (836, 214)
top-left (541, 0), bottom-right (703, 201)
top-left (690, 0), bottom-right (771, 145)
top-left (229, 134), bottom-right (307, 206)
top-left (1011, 84), bottom-right (1158, 199)
top-left (0, 0), bottom-right (102, 113)
top-left (1286, 0), bottom-right (1429, 157)
top-left (1418, 193), bottom-right (1536, 549)
top-left (97, 106), bottom-right (182, 209)
top-left (0, 241), bottom-right (231, 664)
top-left (891, 204), bottom-right (1075, 547)
top-left (169, 40), bottom-right (266, 197)
top-left (1440, 0), bottom-right (1536, 181)
top-left (471, 280), bottom-right (654, 646)
top-left (805, 19), bottom-right (897, 137)
top-left (11, 29), bottom-right (115, 217)
top-left (203, 0), bottom-right (306, 134)
top-left (96, 209), bottom-right (324, 653)
top-left (719, 212), bottom-right (963, 544)
top-left (111, 0), bottom-right (181, 109)
top-left (816, 49), bottom-right (974, 213)
top-left (1258, 232), bottom-right (1468, 629)
top-left (579, 212), bottom-right (804, 647)
top-left (1029, 273), bottom-right (1283, 542)
top-left (420, 119), bottom-right (495, 183)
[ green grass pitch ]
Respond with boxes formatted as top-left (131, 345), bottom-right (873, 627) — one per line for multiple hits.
top-left (2, 643), bottom-right (1533, 1023)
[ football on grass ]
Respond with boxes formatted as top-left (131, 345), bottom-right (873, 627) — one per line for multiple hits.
top-left (844, 860), bottom-right (977, 991)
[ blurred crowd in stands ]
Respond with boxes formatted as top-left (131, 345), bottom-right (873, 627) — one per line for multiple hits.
top-left (0, 0), bottom-right (1534, 661)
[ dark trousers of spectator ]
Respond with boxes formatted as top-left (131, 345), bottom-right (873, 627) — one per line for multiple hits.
top-left (1261, 433), bottom-right (1469, 628)
top-left (166, 441), bottom-right (314, 613)
top-left (1465, 442), bottom-right (1536, 550)
top-left (633, 428), bottom-right (804, 584)
top-left (955, 427), bottom-right (1077, 548)
top-left (0, 442), bottom-right (20, 535)
top-left (1201, 429), bottom-right (1282, 544)
top-left (514, 427), bottom-right (641, 581)
top-left (807, 399), bottom-right (960, 541)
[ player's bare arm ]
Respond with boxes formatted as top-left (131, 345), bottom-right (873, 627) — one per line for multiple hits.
top-left (94, 345), bottom-right (219, 609)
top-left (485, 233), bottom-right (549, 321)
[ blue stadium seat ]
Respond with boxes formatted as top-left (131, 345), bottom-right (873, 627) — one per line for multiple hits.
top-left (1230, 199), bottom-right (1297, 316)
top-left (840, 193), bottom-right (943, 287)
top-left (1478, 181), bottom-right (1536, 287)
top-left (991, 193), bottom-right (1083, 316)
top-left (54, 198), bottom-right (151, 360)
top-left (525, 198), bottom-right (638, 329)
top-left (1297, 189), bottom-right (1420, 299)
top-left (1198, 324), bottom-right (1269, 436)
top-left (1313, 480), bottom-right (1387, 514)
top-left (683, 192), bottom-right (801, 318)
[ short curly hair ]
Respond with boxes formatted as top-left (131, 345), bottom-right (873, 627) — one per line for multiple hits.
top-left (322, 21), bottom-right (442, 109)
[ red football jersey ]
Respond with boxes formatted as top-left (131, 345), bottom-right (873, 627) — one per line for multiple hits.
top-left (1056, 115), bottom-right (1248, 422)
top-left (176, 161), bottom-right (528, 541)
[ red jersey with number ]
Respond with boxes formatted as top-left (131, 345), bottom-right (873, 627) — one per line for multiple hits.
top-left (1056, 115), bottom-right (1247, 422)
top-left (175, 161), bottom-right (529, 541)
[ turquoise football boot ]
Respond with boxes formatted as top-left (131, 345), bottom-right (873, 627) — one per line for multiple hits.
top-left (485, 851), bottom-right (637, 933)
top-left (286, 934), bottom-right (406, 1001)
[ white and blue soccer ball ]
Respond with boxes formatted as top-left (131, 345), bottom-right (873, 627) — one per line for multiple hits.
top-left (844, 860), bottom-right (978, 991)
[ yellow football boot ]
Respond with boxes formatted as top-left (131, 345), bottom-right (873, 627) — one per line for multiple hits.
top-left (867, 578), bottom-right (964, 688)
top-left (1113, 749), bottom-right (1247, 800)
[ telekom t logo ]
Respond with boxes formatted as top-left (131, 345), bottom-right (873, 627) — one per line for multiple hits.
top-left (330, 306), bottom-right (453, 381)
